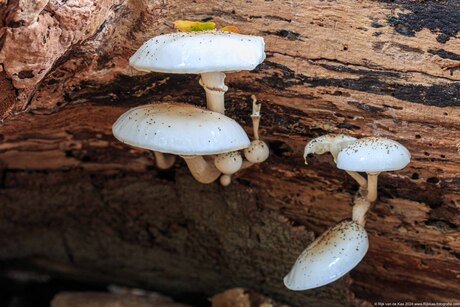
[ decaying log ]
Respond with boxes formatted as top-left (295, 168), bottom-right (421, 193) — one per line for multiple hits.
top-left (0, 0), bottom-right (459, 306)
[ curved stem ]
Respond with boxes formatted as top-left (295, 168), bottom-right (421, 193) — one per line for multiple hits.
top-left (352, 196), bottom-right (371, 226)
top-left (199, 72), bottom-right (228, 114)
top-left (345, 171), bottom-right (367, 191)
top-left (367, 172), bottom-right (380, 202)
top-left (153, 151), bottom-right (176, 169)
top-left (181, 155), bottom-right (221, 184)
top-left (250, 95), bottom-right (262, 140)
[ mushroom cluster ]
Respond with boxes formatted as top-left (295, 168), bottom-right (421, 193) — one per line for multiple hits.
top-left (284, 134), bottom-right (410, 291)
top-left (112, 23), bottom-right (268, 185)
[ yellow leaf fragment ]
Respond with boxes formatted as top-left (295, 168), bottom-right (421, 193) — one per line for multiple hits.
top-left (174, 20), bottom-right (216, 32)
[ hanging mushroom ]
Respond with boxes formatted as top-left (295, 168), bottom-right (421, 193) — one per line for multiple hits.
top-left (129, 30), bottom-right (265, 114)
top-left (284, 135), bottom-right (411, 291)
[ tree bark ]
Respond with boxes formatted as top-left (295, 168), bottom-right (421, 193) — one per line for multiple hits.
top-left (0, 0), bottom-right (459, 306)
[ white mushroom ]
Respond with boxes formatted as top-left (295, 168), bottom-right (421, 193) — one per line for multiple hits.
top-left (303, 134), bottom-right (367, 189)
top-left (336, 137), bottom-right (411, 202)
top-left (129, 31), bottom-right (265, 114)
top-left (112, 103), bottom-right (250, 183)
top-left (243, 95), bottom-right (269, 164)
top-left (283, 220), bottom-right (368, 291)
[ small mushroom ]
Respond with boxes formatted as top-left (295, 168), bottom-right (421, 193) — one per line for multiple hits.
top-left (112, 103), bottom-right (250, 184)
top-left (283, 220), bottom-right (368, 291)
top-left (129, 31), bottom-right (265, 114)
top-left (303, 134), bottom-right (367, 189)
top-left (336, 137), bottom-right (411, 202)
top-left (243, 95), bottom-right (269, 164)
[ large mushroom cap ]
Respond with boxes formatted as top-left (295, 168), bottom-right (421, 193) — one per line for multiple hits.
top-left (336, 137), bottom-right (411, 172)
top-left (284, 221), bottom-right (368, 291)
top-left (112, 103), bottom-right (250, 155)
top-left (129, 31), bottom-right (265, 74)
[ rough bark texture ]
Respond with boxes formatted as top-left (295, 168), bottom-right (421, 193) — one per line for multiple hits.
top-left (0, 0), bottom-right (459, 306)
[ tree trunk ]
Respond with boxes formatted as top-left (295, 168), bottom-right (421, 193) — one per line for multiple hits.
top-left (0, 0), bottom-right (459, 306)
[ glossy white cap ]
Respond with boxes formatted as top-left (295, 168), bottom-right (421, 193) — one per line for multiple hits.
top-left (112, 103), bottom-right (250, 155)
top-left (129, 31), bottom-right (265, 74)
top-left (284, 221), bottom-right (368, 291)
top-left (304, 134), bottom-right (357, 163)
top-left (336, 137), bottom-right (410, 172)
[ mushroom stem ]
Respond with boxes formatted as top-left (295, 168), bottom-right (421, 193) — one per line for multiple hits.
top-left (330, 150), bottom-right (367, 191)
top-left (345, 171), bottom-right (367, 191)
top-left (352, 196), bottom-right (371, 226)
top-left (367, 172), bottom-right (380, 202)
top-left (241, 160), bottom-right (254, 170)
top-left (250, 95), bottom-right (262, 140)
top-left (181, 155), bottom-right (221, 184)
top-left (153, 151), bottom-right (176, 169)
top-left (199, 72), bottom-right (228, 114)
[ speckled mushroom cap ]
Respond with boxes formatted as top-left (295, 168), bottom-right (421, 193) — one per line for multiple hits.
top-left (112, 103), bottom-right (250, 155)
top-left (336, 137), bottom-right (411, 172)
top-left (284, 220), bottom-right (368, 291)
top-left (129, 30), bottom-right (265, 74)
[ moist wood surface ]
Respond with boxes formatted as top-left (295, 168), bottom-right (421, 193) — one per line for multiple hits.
top-left (0, 0), bottom-right (459, 306)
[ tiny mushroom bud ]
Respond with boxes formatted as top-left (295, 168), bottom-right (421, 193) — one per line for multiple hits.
top-left (220, 174), bottom-right (232, 186)
top-left (129, 31), bottom-right (265, 114)
top-left (284, 220), bottom-right (368, 291)
top-left (336, 137), bottom-right (411, 202)
top-left (214, 151), bottom-right (243, 175)
top-left (112, 103), bottom-right (250, 184)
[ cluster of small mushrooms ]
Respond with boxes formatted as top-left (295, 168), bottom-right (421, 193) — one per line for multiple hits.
top-left (284, 135), bottom-right (411, 290)
top-left (113, 21), bottom-right (269, 186)
top-left (112, 21), bottom-right (412, 292)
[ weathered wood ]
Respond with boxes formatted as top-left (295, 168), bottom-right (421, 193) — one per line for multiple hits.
top-left (0, 0), bottom-right (459, 306)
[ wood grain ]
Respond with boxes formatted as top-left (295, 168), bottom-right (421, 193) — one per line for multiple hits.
top-left (0, 0), bottom-right (459, 305)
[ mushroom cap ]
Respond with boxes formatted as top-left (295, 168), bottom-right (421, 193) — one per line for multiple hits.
top-left (336, 137), bottom-right (410, 172)
top-left (283, 220), bottom-right (368, 291)
top-left (112, 103), bottom-right (250, 155)
top-left (129, 30), bottom-right (265, 74)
